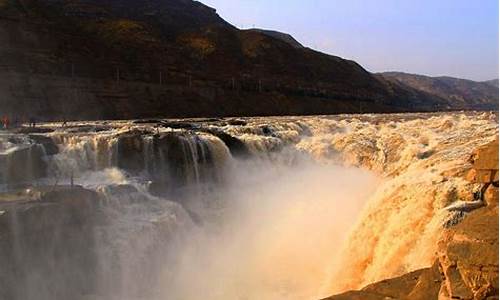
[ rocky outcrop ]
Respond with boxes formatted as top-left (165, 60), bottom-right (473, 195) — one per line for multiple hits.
top-left (0, 144), bottom-right (47, 184)
top-left (0, 186), bottom-right (103, 300)
top-left (28, 134), bottom-right (59, 155)
top-left (115, 130), bottom-right (229, 196)
top-left (0, 134), bottom-right (59, 185)
top-left (437, 139), bottom-right (499, 299)
top-left (324, 138), bottom-right (499, 300)
top-left (324, 262), bottom-right (443, 300)
top-left (200, 128), bottom-right (251, 158)
top-left (437, 202), bottom-right (498, 299)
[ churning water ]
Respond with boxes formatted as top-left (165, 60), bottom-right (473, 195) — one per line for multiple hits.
top-left (0, 112), bottom-right (497, 300)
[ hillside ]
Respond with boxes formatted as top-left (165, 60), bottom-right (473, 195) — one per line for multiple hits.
top-left (484, 79), bottom-right (499, 88)
top-left (380, 72), bottom-right (499, 110)
top-left (0, 0), bottom-right (496, 120)
top-left (249, 29), bottom-right (304, 49)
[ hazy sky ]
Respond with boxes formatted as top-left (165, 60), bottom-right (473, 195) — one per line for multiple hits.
top-left (202, 0), bottom-right (499, 81)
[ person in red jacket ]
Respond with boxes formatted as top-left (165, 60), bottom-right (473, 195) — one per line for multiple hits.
top-left (2, 116), bottom-right (9, 129)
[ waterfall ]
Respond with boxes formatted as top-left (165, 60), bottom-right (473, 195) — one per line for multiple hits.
top-left (0, 135), bottom-right (49, 189)
top-left (0, 112), bottom-right (497, 300)
top-left (48, 134), bottom-right (119, 178)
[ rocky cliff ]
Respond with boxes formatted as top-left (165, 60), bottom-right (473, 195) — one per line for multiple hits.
top-left (325, 138), bottom-right (499, 300)
top-left (0, 0), bottom-right (491, 121)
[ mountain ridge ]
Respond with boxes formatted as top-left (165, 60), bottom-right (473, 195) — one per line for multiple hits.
top-left (0, 0), bottom-right (497, 121)
top-left (379, 72), bottom-right (499, 110)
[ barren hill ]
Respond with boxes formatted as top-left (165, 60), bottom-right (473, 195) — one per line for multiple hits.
top-left (380, 72), bottom-right (499, 111)
top-left (0, 0), bottom-right (496, 120)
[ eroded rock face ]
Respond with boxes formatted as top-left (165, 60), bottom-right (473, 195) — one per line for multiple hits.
top-left (0, 134), bottom-right (61, 186)
top-left (116, 130), bottom-right (147, 172)
top-left (28, 135), bottom-right (59, 156)
top-left (466, 138), bottom-right (499, 185)
top-left (0, 183), bottom-right (194, 300)
top-left (0, 144), bottom-right (47, 184)
top-left (115, 130), bottom-right (226, 196)
top-left (324, 138), bottom-right (499, 300)
top-left (0, 186), bottom-right (103, 300)
top-left (437, 194), bottom-right (498, 299)
top-left (323, 261), bottom-right (443, 300)
top-left (201, 128), bottom-right (250, 158)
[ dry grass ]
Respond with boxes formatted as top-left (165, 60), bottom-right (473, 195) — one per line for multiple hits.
top-left (179, 35), bottom-right (216, 56)
top-left (82, 19), bottom-right (157, 47)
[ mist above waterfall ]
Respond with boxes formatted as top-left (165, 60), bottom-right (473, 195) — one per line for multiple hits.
top-left (161, 159), bottom-right (378, 300)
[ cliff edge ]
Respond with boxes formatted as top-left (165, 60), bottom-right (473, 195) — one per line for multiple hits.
top-left (324, 138), bottom-right (499, 300)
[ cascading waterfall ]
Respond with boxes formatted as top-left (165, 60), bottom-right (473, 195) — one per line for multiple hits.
top-left (0, 112), bottom-right (497, 300)
top-left (48, 134), bottom-right (119, 178)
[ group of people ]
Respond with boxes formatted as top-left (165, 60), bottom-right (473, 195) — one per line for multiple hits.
top-left (0, 115), bottom-right (37, 130)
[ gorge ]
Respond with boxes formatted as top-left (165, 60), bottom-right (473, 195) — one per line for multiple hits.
top-left (0, 112), bottom-right (498, 299)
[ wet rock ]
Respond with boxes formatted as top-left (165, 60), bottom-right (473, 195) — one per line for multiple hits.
top-left (443, 211), bottom-right (467, 229)
top-left (64, 125), bottom-right (112, 133)
top-left (0, 186), bottom-right (103, 299)
top-left (484, 185), bottom-right (499, 206)
top-left (467, 138), bottom-right (499, 184)
top-left (444, 200), bottom-right (485, 213)
top-left (470, 138), bottom-right (499, 170)
top-left (323, 261), bottom-right (443, 300)
top-left (116, 131), bottom-right (146, 173)
top-left (115, 130), bottom-right (219, 192)
top-left (465, 138), bottom-right (499, 206)
top-left (467, 169), bottom-right (499, 184)
top-left (99, 184), bottom-right (139, 196)
top-left (193, 118), bottom-right (222, 123)
top-left (28, 134), bottom-right (59, 155)
top-left (437, 203), bottom-right (499, 299)
top-left (261, 125), bottom-right (274, 136)
top-left (97, 184), bottom-right (154, 205)
top-left (417, 149), bottom-right (435, 159)
top-left (434, 139), bottom-right (500, 299)
top-left (160, 121), bottom-right (198, 130)
top-left (201, 129), bottom-right (250, 158)
top-left (13, 127), bottom-right (55, 134)
top-left (154, 133), bottom-right (205, 185)
top-left (148, 181), bottom-right (168, 198)
top-left (133, 119), bottom-right (162, 124)
top-left (227, 119), bottom-right (247, 126)
top-left (0, 144), bottom-right (47, 184)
